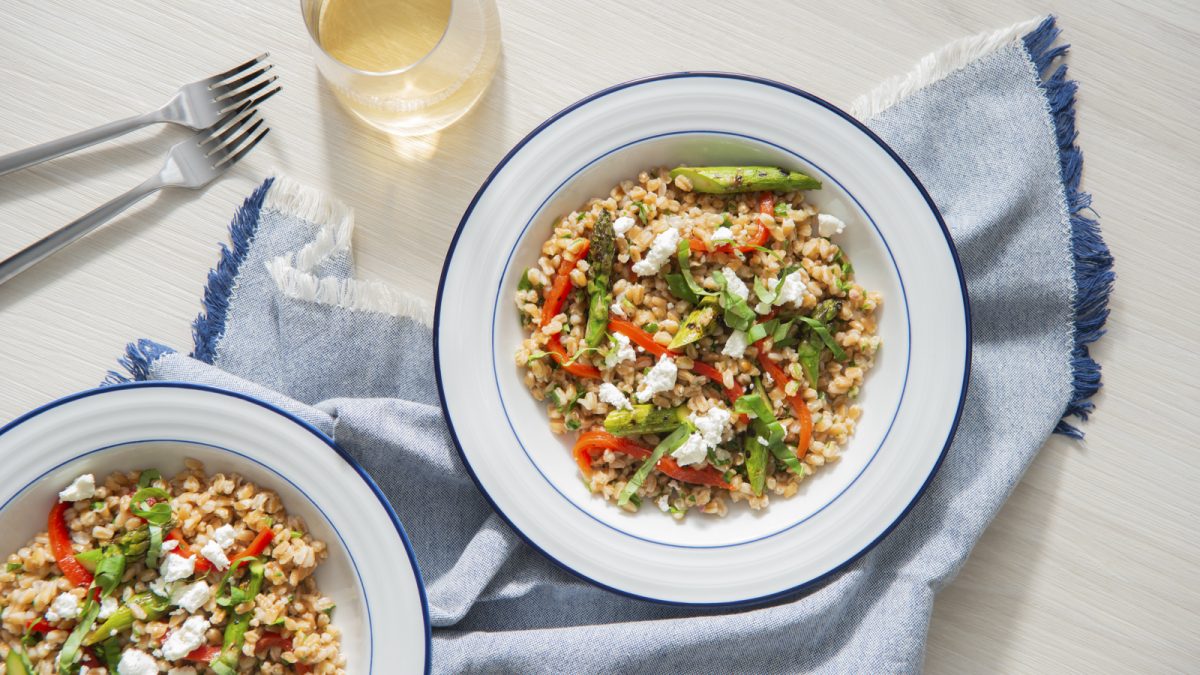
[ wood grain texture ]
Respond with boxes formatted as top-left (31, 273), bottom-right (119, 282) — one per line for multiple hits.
top-left (1, 0), bottom-right (1197, 670)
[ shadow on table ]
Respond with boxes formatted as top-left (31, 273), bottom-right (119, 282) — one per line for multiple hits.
top-left (311, 55), bottom-right (512, 245)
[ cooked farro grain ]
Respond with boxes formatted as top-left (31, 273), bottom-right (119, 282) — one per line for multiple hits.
top-left (514, 166), bottom-right (881, 518)
top-left (0, 462), bottom-right (343, 674)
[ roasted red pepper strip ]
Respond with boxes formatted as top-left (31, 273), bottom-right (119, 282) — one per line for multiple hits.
top-left (185, 644), bottom-right (222, 662)
top-left (573, 430), bottom-right (731, 489)
top-left (608, 318), bottom-right (745, 408)
top-left (48, 502), bottom-right (93, 587)
top-left (546, 336), bottom-right (602, 379)
top-left (539, 240), bottom-right (591, 328)
top-left (687, 192), bottom-right (776, 254)
top-left (255, 633), bottom-right (293, 653)
top-left (756, 350), bottom-right (813, 458)
top-left (26, 619), bottom-right (53, 633)
top-left (165, 529), bottom-right (213, 575)
top-left (229, 528), bottom-right (275, 565)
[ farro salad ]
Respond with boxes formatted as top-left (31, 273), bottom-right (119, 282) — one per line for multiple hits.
top-left (514, 166), bottom-right (882, 518)
top-left (1, 463), bottom-right (342, 674)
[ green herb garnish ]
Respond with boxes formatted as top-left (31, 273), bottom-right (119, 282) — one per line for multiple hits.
top-left (617, 424), bottom-right (693, 506)
top-left (5, 562), bottom-right (22, 573)
top-left (129, 487), bottom-right (172, 526)
top-left (137, 469), bottom-right (161, 489)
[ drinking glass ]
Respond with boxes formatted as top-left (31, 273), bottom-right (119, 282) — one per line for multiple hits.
top-left (301, 0), bottom-right (501, 136)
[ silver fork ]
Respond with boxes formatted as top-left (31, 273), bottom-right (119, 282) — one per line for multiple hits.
top-left (0, 110), bottom-right (270, 286)
top-left (0, 54), bottom-right (279, 176)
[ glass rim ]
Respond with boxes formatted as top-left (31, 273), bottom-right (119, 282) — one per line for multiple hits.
top-left (300, 0), bottom-right (454, 78)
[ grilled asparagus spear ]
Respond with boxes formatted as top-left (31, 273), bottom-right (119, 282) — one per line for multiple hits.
top-left (604, 404), bottom-right (689, 436)
top-left (667, 305), bottom-right (717, 350)
top-left (584, 211), bottom-right (616, 347)
top-left (669, 166), bottom-right (821, 194)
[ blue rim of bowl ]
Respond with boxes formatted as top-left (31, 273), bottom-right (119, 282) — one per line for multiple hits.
top-left (488, 129), bottom-right (912, 549)
top-left (0, 381), bottom-right (433, 674)
top-left (434, 71), bottom-right (973, 607)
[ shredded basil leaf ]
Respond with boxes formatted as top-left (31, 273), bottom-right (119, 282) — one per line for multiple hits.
top-left (6, 562), bottom-right (22, 573)
top-left (517, 268), bottom-right (534, 291)
top-left (797, 316), bottom-right (847, 361)
top-left (632, 201), bottom-right (649, 224)
top-left (711, 270), bottom-right (756, 332)
top-left (642, 322), bottom-right (659, 333)
top-left (137, 469), bottom-right (161, 489)
top-left (129, 487), bottom-right (172, 526)
top-left (664, 273), bottom-right (699, 305)
top-left (617, 424), bottom-right (693, 506)
top-left (146, 524), bottom-right (164, 569)
top-left (91, 501), bottom-right (104, 511)
top-left (773, 202), bottom-right (790, 218)
top-left (674, 240), bottom-right (717, 299)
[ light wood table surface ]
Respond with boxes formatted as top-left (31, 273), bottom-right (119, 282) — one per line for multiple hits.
top-left (1, 1), bottom-right (1197, 671)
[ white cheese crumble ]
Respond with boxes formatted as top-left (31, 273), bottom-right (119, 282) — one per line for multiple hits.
top-left (598, 383), bottom-right (632, 411)
top-left (757, 270), bottom-right (806, 315)
top-left (722, 330), bottom-right (748, 358)
top-left (148, 577), bottom-right (175, 599)
top-left (98, 596), bottom-right (119, 620)
top-left (610, 332), bottom-right (636, 365)
top-left (161, 614), bottom-right (210, 661)
top-left (817, 213), bottom-right (847, 237)
top-left (117, 648), bottom-right (158, 675)
top-left (672, 407), bottom-right (732, 467)
top-left (635, 355), bottom-right (677, 402)
top-left (710, 226), bottom-right (734, 243)
top-left (631, 228), bottom-right (680, 276)
top-left (58, 474), bottom-right (95, 502)
top-left (45, 591), bottom-right (79, 622)
top-left (159, 552), bottom-right (195, 583)
top-left (721, 267), bottom-right (750, 300)
top-left (211, 524), bottom-right (236, 550)
top-left (199, 540), bottom-right (230, 571)
top-left (171, 580), bottom-right (211, 614)
top-left (161, 540), bottom-right (179, 552)
top-left (671, 433), bottom-right (710, 467)
top-left (612, 215), bottom-right (635, 236)
top-left (609, 290), bottom-right (628, 318)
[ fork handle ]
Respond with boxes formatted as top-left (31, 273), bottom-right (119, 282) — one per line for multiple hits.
top-left (0, 177), bottom-right (163, 286)
top-left (0, 111), bottom-right (164, 177)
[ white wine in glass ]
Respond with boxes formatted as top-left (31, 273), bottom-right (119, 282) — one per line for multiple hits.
top-left (302, 0), bottom-right (501, 136)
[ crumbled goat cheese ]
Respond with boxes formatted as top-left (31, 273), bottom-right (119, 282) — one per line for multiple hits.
top-left (672, 407), bottom-right (733, 467)
top-left (721, 267), bottom-right (750, 300)
top-left (159, 552), bottom-right (196, 583)
top-left (692, 407), bottom-right (732, 447)
top-left (710, 226), bottom-right (734, 243)
top-left (635, 355), bottom-right (678, 402)
top-left (199, 540), bottom-right (229, 570)
top-left (817, 213), bottom-right (847, 237)
top-left (722, 330), bottom-right (748, 358)
top-left (631, 228), bottom-right (680, 276)
top-left (161, 540), bottom-right (179, 552)
top-left (148, 577), bottom-right (175, 599)
top-left (161, 614), bottom-right (210, 661)
top-left (46, 591), bottom-right (80, 622)
top-left (598, 383), bottom-right (632, 410)
top-left (612, 215), bottom-right (636, 236)
top-left (671, 432), bottom-right (710, 467)
top-left (210, 524), bottom-right (236, 550)
top-left (610, 291), bottom-right (628, 318)
top-left (610, 333), bottom-right (636, 367)
top-left (98, 596), bottom-right (119, 620)
top-left (171, 581), bottom-right (211, 614)
top-left (58, 474), bottom-right (95, 502)
top-left (757, 270), bottom-right (806, 313)
top-left (117, 648), bottom-right (158, 675)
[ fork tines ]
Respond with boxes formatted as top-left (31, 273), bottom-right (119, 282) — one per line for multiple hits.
top-left (206, 53), bottom-right (282, 116)
top-left (201, 108), bottom-right (270, 169)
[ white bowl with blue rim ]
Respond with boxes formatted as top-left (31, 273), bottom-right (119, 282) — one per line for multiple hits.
top-left (436, 73), bottom-right (970, 606)
top-left (0, 382), bottom-right (430, 672)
